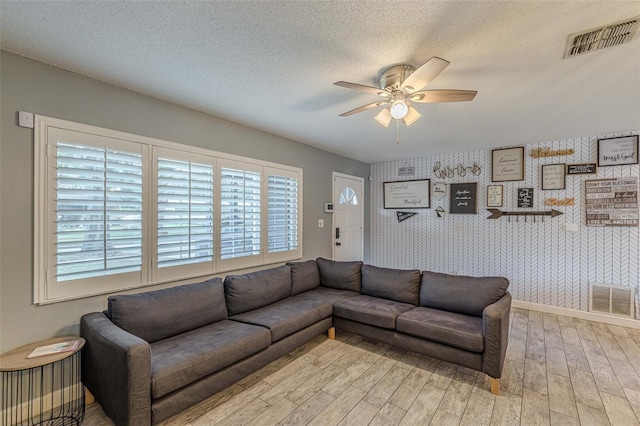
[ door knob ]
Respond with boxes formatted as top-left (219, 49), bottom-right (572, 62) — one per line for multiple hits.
top-left (336, 242), bottom-right (341, 246)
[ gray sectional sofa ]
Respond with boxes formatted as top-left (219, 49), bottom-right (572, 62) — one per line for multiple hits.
top-left (81, 258), bottom-right (511, 425)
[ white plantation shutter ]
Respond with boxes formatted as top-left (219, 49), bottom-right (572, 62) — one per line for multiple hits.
top-left (154, 149), bottom-right (214, 280)
top-left (219, 161), bottom-right (262, 269)
top-left (267, 172), bottom-right (299, 254)
top-left (35, 116), bottom-right (303, 304)
top-left (55, 143), bottom-right (143, 281)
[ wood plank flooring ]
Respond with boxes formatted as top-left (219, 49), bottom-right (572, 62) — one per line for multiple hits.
top-left (84, 308), bottom-right (640, 425)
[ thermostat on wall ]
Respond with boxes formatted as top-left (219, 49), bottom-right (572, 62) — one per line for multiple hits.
top-left (324, 203), bottom-right (334, 213)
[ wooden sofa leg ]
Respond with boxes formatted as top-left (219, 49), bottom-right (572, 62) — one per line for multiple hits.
top-left (328, 327), bottom-right (336, 340)
top-left (85, 386), bottom-right (95, 405)
top-left (490, 378), bottom-right (500, 395)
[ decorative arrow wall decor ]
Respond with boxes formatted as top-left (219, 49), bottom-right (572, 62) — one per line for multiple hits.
top-left (396, 211), bottom-right (418, 223)
top-left (487, 209), bottom-right (563, 222)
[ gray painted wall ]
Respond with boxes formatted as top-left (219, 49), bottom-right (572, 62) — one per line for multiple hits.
top-left (0, 51), bottom-right (370, 352)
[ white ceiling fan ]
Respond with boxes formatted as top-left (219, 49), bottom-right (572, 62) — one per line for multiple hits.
top-left (334, 57), bottom-right (477, 127)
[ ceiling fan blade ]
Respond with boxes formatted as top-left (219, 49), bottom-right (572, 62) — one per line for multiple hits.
top-left (402, 106), bottom-right (422, 126)
top-left (400, 57), bottom-right (450, 92)
top-left (334, 81), bottom-right (389, 97)
top-left (374, 108), bottom-right (392, 127)
top-left (410, 89), bottom-right (477, 103)
top-left (339, 100), bottom-right (387, 117)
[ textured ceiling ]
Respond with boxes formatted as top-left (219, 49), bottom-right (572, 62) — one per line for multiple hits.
top-left (1, 1), bottom-right (639, 163)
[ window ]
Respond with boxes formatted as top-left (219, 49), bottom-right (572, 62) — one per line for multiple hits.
top-left (339, 187), bottom-right (358, 205)
top-left (34, 116), bottom-right (302, 304)
top-left (267, 169), bottom-right (299, 256)
top-left (153, 149), bottom-right (214, 281)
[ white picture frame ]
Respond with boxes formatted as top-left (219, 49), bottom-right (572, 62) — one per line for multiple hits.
top-left (383, 179), bottom-right (430, 209)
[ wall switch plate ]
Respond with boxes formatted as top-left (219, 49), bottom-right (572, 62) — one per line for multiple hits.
top-left (18, 111), bottom-right (34, 128)
top-left (565, 223), bottom-right (579, 232)
top-left (318, 219), bottom-right (324, 228)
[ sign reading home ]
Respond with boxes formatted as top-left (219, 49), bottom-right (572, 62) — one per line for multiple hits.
top-left (383, 179), bottom-right (431, 209)
top-left (585, 178), bottom-right (638, 227)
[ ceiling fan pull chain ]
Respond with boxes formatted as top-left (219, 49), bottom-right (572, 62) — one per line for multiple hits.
top-left (396, 119), bottom-right (400, 145)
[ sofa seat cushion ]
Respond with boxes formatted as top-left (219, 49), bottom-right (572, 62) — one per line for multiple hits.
top-left (150, 320), bottom-right (270, 399)
top-left (230, 295), bottom-right (333, 342)
top-left (396, 307), bottom-right (484, 353)
top-left (333, 295), bottom-right (415, 329)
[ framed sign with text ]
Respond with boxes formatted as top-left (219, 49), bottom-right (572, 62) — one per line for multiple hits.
top-left (597, 135), bottom-right (638, 167)
top-left (450, 182), bottom-right (477, 214)
top-left (492, 146), bottom-right (525, 182)
top-left (487, 185), bottom-right (503, 207)
top-left (383, 179), bottom-right (430, 209)
top-left (541, 163), bottom-right (566, 190)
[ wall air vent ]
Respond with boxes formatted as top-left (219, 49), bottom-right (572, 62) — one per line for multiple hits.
top-left (564, 16), bottom-right (640, 58)
top-left (589, 283), bottom-right (635, 318)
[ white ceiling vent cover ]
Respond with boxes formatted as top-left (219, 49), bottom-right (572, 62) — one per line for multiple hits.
top-left (590, 283), bottom-right (635, 318)
top-left (564, 16), bottom-right (640, 58)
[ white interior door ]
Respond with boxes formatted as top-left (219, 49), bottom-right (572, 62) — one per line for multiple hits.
top-left (332, 173), bottom-right (364, 261)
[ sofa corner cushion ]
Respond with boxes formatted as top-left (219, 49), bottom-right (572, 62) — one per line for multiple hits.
top-left (316, 257), bottom-right (363, 292)
top-left (396, 307), bottom-right (484, 353)
top-left (286, 260), bottom-right (320, 295)
top-left (108, 277), bottom-right (226, 343)
top-left (362, 264), bottom-right (420, 305)
top-left (333, 295), bottom-right (415, 329)
top-left (420, 271), bottom-right (509, 317)
top-left (224, 265), bottom-right (292, 315)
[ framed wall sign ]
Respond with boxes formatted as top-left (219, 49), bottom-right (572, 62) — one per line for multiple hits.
top-left (541, 163), bottom-right (566, 190)
top-left (450, 182), bottom-right (477, 214)
top-left (492, 146), bottom-right (525, 182)
top-left (597, 135), bottom-right (639, 167)
top-left (585, 177), bottom-right (638, 227)
top-left (383, 179), bottom-right (430, 209)
top-left (517, 188), bottom-right (534, 208)
top-left (487, 185), bottom-right (503, 207)
top-left (567, 163), bottom-right (597, 175)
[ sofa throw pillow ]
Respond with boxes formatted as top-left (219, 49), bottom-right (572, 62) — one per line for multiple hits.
top-left (420, 271), bottom-right (509, 317)
top-left (286, 260), bottom-right (320, 295)
top-left (362, 264), bottom-right (421, 305)
top-left (224, 265), bottom-right (292, 315)
top-left (108, 277), bottom-right (226, 343)
top-left (316, 257), bottom-right (363, 292)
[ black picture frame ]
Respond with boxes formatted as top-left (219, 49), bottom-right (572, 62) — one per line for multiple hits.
top-left (383, 179), bottom-right (431, 209)
top-left (597, 135), bottom-right (639, 167)
top-left (450, 182), bottom-right (477, 214)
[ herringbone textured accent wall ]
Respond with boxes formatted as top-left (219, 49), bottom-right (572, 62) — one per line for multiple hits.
top-left (370, 131), bottom-right (639, 312)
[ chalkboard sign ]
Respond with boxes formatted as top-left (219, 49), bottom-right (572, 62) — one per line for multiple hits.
top-left (517, 188), bottom-right (534, 208)
top-left (450, 183), bottom-right (477, 214)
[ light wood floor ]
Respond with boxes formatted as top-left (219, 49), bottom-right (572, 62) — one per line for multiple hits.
top-left (85, 308), bottom-right (640, 425)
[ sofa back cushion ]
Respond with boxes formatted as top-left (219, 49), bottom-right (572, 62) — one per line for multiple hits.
top-left (108, 278), bottom-right (226, 343)
top-left (420, 271), bottom-right (509, 317)
top-left (362, 265), bottom-right (421, 305)
top-left (316, 257), bottom-right (363, 292)
top-left (286, 260), bottom-right (320, 295)
top-left (224, 265), bottom-right (292, 315)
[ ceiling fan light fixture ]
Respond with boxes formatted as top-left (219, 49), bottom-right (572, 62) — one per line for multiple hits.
top-left (390, 100), bottom-right (408, 119)
top-left (402, 106), bottom-right (421, 126)
top-left (374, 108), bottom-right (393, 127)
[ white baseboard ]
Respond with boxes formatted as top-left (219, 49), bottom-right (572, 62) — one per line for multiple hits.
top-left (512, 300), bottom-right (640, 329)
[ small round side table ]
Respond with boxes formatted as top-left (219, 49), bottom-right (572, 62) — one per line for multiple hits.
top-left (0, 336), bottom-right (85, 426)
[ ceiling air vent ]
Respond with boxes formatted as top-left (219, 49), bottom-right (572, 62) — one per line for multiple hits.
top-left (590, 283), bottom-right (635, 318)
top-left (564, 16), bottom-right (640, 58)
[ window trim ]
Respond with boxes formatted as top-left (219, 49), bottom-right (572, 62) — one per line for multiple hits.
top-left (34, 115), bottom-right (302, 304)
